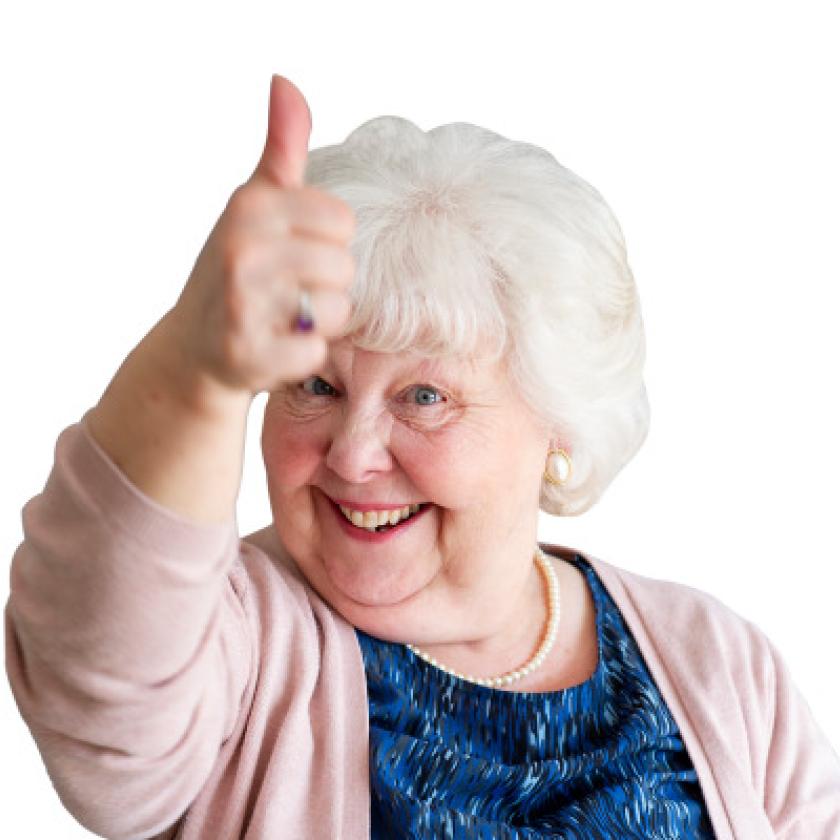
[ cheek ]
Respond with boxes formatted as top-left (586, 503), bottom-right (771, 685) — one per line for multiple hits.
top-left (261, 411), bottom-right (326, 492)
top-left (392, 426), bottom-right (485, 510)
top-left (394, 415), bottom-right (544, 518)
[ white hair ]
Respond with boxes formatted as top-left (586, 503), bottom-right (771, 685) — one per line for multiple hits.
top-left (304, 116), bottom-right (650, 516)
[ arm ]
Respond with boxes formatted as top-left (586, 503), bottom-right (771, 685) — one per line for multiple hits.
top-left (5, 75), bottom-right (353, 839)
top-left (84, 309), bottom-right (252, 525)
top-left (5, 399), bottom-right (250, 839)
top-left (762, 635), bottom-right (840, 839)
top-left (3, 299), bottom-right (255, 839)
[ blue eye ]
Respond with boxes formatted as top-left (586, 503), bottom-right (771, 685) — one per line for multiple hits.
top-left (412, 386), bottom-right (443, 405)
top-left (302, 376), bottom-right (337, 397)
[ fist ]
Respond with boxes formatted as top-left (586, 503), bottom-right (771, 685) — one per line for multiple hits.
top-left (169, 74), bottom-right (356, 397)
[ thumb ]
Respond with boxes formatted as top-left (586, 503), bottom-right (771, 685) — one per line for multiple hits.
top-left (250, 74), bottom-right (312, 188)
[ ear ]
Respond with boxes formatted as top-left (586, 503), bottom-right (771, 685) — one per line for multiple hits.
top-left (546, 434), bottom-right (570, 454)
top-left (544, 438), bottom-right (573, 486)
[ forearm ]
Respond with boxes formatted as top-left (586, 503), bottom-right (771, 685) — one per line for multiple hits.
top-left (86, 308), bottom-right (253, 525)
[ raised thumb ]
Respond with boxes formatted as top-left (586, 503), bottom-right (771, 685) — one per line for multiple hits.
top-left (250, 74), bottom-right (312, 188)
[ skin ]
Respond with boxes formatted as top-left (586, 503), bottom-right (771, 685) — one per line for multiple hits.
top-left (261, 336), bottom-right (599, 691)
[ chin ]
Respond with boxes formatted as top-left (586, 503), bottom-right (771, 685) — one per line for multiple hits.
top-left (321, 554), bottom-right (433, 609)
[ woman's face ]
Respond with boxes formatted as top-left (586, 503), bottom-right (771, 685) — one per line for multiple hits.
top-left (261, 336), bottom-right (552, 643)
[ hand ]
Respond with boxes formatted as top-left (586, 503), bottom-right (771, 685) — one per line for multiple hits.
top-left (167, 74), bottom-right (356, 397)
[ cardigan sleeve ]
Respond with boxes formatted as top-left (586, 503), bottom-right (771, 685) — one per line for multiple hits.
top-left (4, 413), bottom-right (253, 840)
top-left (762, 633), bottom-right (840, 840)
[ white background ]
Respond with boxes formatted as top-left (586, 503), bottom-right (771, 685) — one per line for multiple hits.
top-left (2, 1), bottom-right (838, 835)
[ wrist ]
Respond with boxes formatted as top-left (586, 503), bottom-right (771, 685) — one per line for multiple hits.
top-left (149, 309), bottom-right (253, 422)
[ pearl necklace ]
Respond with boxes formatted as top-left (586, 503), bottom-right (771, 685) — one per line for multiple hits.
top-left (406, 547), bottom-right (560, 689)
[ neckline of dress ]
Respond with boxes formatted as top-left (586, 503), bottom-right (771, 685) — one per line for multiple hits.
top-left (356, 552), bottom-right (608, 699)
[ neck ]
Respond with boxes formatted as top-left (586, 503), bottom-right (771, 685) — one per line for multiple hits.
top-left (409, 546), bottom-right (552, 684)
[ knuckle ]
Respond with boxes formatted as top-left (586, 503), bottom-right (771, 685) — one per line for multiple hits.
top-left (271, 335), bottom-right (323, 382)
top-left (294, 186), bottom-right (356, 239)
top-left (339, 249), bottom-right (356, 282)
top-left (297, 335), bottom-right (328, 372)
top-left (219, 233), bottom-right (248, 278)
top-left (280, 185), bottom-right (314, 220)
top-left (299, 242), bottom-right (354, 286)
top-left (319, 304), bottom-right (350, 338)
top-left (227, 182), bottom-right (275, 222)
top-left (222, 320), bottom-right (265, 378)
top-left (333, 293), bottom-right (353, 324)
top-left (295, 184), bottom-right (323, 204)
top-left (314, 292), bottom-right (351, 338)
top-left (225, 183), bottom-right (252, 217)
top-left (324, 195), bottom-right (356, 240)
top-left (218, 330), bottom-right (244, 380)
top-left (223, 278), bottom-right (248, 333)
top-left (219, 231), bottom-right (269, 285)
top-left (335, 201), bottom-right (357, 239)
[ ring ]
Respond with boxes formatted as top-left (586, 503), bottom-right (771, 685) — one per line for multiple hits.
top-left (293, 287), bottom-right (315, 333)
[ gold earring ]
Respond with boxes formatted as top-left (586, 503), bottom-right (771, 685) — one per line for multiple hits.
top-left (544, 447), bottom-right (572, 486)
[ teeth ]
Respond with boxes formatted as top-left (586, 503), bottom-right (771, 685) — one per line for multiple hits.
top-left (362, 511), bottom-right (378, 529)
top-left (338, 503), bottom-right (424, 530)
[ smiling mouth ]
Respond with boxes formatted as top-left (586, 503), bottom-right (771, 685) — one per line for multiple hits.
top-left (337, 502), bottom-right (429, 533)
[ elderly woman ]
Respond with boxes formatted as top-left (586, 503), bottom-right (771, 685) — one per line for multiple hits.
top-left (6, 75), bottom-right (840, 840)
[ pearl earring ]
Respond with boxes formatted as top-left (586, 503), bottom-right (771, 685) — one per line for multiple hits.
top-left (544, 447), bottom-right (572, 486)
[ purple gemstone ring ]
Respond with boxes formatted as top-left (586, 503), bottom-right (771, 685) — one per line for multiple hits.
top-left (293, 287), bottom-right (315, 333)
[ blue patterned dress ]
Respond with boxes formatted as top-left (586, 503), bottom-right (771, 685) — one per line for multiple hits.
top-left (355, 553), bottom-right (716, 839)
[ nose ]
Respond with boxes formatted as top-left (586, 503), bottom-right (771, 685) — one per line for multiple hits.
top-left (324, 405), bottom-right (394, 484)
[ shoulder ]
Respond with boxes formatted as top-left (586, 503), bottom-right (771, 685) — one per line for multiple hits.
top-left (568, 552), bottom-right (840, 832)
top-left (543, 543), bottom-right (776, 703)
top-left (586, 549), bottom-right (765, 641)
top-left (235, 523), bottom-right (310, 604)
top-left (545, 542), bottom-right (762, 637)
top-left (600, 551), bottom-right (774, 668)
top-left (232, 523), bottom-right (352, 636)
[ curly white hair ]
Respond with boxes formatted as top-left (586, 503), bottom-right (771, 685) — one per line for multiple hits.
top-left (304, 116), bottom-right (650, 516)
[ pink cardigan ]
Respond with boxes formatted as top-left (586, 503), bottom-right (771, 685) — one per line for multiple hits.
top-left (5, 414), bottom-right (840, 839)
